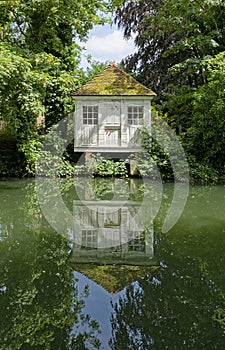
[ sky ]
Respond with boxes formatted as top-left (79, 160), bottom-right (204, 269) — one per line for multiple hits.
top-left (80, 23), bottom-right (136, 68)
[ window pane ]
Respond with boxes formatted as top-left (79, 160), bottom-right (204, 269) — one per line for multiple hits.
top-left (83, 106), bottom-right (98, 124)
top-left (128, 106), bottom-right (143, 125)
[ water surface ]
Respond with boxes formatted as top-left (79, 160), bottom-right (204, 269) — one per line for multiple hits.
top-left (0, 178), bottom-right (225, 349)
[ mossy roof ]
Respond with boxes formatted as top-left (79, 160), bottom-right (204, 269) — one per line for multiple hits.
top-left (74, 264), bottom-right (158, 294)
top-left (72, 63), bottom-right (156, 97)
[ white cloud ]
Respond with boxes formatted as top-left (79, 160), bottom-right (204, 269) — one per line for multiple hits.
top-left (85, 29), bottom-right (135, 63)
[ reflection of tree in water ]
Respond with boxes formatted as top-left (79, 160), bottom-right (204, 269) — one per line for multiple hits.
top-left (74, 177), bottom-right (143, 201)
top-left (0, 180), bottom-right (47, 237)
top-left (109, 234), bottom-right (225, 350)
top-left (0, 230), bottom-right (101, 350)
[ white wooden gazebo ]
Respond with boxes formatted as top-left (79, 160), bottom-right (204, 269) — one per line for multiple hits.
top-left (72, 63), bottom-right (156, 155)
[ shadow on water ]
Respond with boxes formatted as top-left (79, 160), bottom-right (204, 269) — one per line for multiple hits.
top-left (0, 179), bottom-right (225, 349)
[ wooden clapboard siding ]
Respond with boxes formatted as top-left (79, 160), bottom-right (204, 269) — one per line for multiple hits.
top-left (73, 63), bottom-right (155, 153)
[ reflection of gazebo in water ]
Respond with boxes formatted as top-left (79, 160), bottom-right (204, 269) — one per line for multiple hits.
top-left (71, 200), bottom-right (156, 266)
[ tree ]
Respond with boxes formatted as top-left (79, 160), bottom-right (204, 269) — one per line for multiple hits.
top-left (0, 47), bottom-right (76, 174)
top-left (0, 48), bottom-right (45, 131)
top-left (0, 0), bottom-right (108, 54)
top-left (0, 0), bottom-right (110, 123)
top-left (187, 52), bottom-right (225, 173)
top-left (115, 0), bottom-right (225, 133)
top-left (115, 0), bottom-right (225, 177)
top-left (0, 0), bottom-right (113, 174)
top-left (115, 0), bottom-right (225, 95)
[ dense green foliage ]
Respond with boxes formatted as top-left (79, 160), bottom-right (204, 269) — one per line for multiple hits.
top-left (0, 0), bottom-right (112, 176)
top-left (115, 0), bottom-right (225, 96)
top-left (187, 53), bottom-right (225, 173)
top-left (115, 0), bottom-right (225, 180)
top-left (74, 154), bottom-right (129, 177)
top-left (0, 129), bottom-right (26, 176)
top-left (0, 0), bottom-right (225, 181)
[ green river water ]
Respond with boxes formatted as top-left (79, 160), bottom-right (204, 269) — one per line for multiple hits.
top-left (0, 178), bottom-right (225, 349)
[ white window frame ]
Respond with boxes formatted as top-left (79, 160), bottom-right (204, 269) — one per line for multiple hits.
top-left (83, 106), bottom-right (98, 125)
top-left (81, 229), bottom-right (98, 249)
top-left (128, 106), bottom-right (144, 125)
top-left (128, 231), bottom-right (145, 252)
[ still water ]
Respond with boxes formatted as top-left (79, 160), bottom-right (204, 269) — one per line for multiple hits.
top-left (0, 178), bottom-right (225, 349)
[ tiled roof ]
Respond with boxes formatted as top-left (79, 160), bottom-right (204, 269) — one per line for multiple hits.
top-left (72, 63), bottom-right (156, 96)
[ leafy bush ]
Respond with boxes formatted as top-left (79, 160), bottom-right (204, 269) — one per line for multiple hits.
top-left (0, 130), bottom-right (26, 176)
top-left (74, 154), bottom-right (128, 177)
top-left (140, 126), bottom-right (174, 180)
top-left (187, 155), bottom-right (218, 184)
top-left (18, 134), bottom-right (43, 176)
top-left (36, 150), bottom-right (75, 177)
top-left (93, 155), bottom-right (128, 177)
